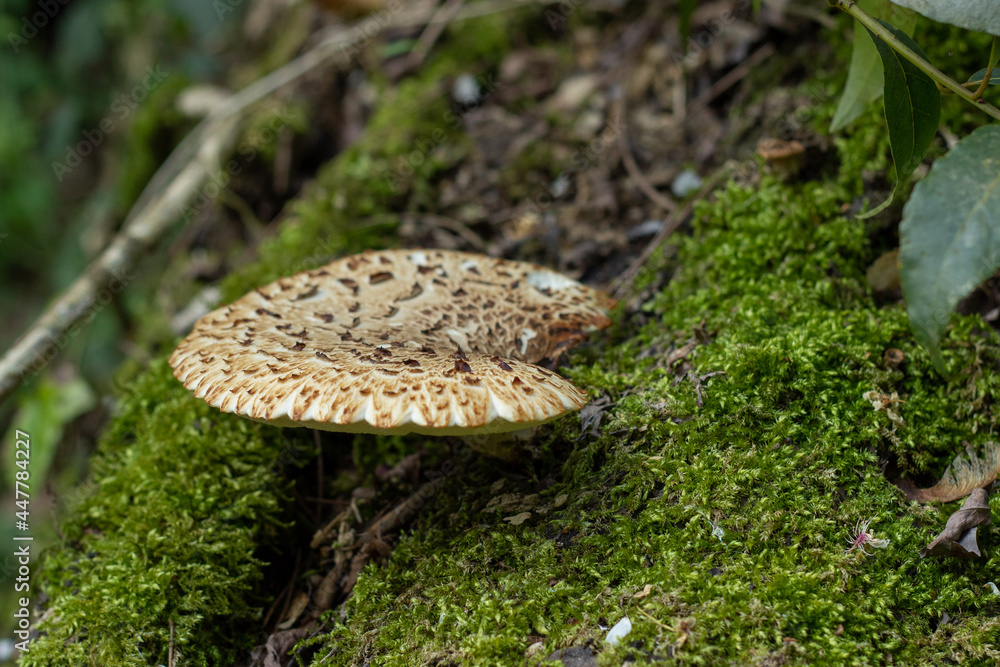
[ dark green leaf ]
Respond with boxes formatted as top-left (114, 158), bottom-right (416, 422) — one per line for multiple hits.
top-left (861, 20), bottom-right (941, 217)
top-left (899, 125), bottom-right (1000, 371)
top-left (832, 0), bottom-right (918, 132)
top-left (967, 37), bottom-right (1000, 87)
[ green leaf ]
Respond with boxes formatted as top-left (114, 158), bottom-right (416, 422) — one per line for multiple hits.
top-left (831, 22), bottom-right (884, 132)
top-left (860, 20), bottom-right (941, 218)
top-left (889, 0), bottom-right (1000, 37)
top-left (967, 38), bottom-right (1000, 86)
top-left (831, 1), bottom-right (917, 132)
top-left (967, 68), bottom-right (1000, 86)
top-left (899, 124), bottom-right (1000, 372)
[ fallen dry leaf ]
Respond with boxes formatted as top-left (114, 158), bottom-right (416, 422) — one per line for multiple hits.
top-left (633, 584), bottom-right (653, 599)
top-left (899, 442), bottom-right (1000, 503)
top-left (579, 394), bottom-right (613, 438)
top-left (247, 627), bottom-right (311, 667)
top-left (276, 591), bottom-right (310, 630)
top-left (920, 488), bottom-right (992, 559)
top-left (505, 512), bottom-right (532, 526)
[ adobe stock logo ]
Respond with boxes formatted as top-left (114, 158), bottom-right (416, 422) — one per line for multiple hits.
top-left (50, 65), bottom-right (170, 182)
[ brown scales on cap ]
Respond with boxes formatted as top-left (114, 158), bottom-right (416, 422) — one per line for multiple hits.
top-left (169, 249), bottom-right (614, 436)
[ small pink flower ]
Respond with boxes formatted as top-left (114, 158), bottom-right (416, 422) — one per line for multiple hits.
top-left (846, 517), bottom-right (890, 555)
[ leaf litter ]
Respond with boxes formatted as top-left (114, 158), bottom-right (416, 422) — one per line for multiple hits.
top-left (897, 441), bottom-right (1000, 503)
top-left (920, 488), bottom-right (992, 559)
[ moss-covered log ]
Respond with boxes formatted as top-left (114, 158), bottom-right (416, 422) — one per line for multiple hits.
top-left (24, 9), bottom-right (1000, 667)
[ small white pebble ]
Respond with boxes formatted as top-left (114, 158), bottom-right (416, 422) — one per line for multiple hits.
top-left (549, 173), bottom-right (571, 198)
top-left (605, 616), bottom-right (632, 646)
top-left (671, 169), bottom-right (703, 198)
top-left (452, 73), bottom-right (480, 105)
top-left (626, 219), bottom-right (663, 241)
top-left (0, 639), bottom-right (17, 662)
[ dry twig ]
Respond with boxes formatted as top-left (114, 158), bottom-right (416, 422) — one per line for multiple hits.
top-left (621, 146), bottom-right (676, 212)
top-left (386, 0), bottom-right (467, 79)
top-left (610, 95), bottom-right (676, 214)
top-left (687, 43), bottom-right (776, 112)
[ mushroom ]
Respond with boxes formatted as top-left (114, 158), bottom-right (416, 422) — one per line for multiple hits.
top-left (169, 249), bottom-right (614, 454)
top-left (756, 138), bottom-right (805, 178)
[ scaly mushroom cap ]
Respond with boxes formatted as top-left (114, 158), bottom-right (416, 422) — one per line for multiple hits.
top-left (169, 249), bottom-right (614, 435)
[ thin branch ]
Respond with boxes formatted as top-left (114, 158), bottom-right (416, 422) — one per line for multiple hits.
top-left (836, 1), bottom-right (1000, 121)
top-left (168, 618), bottom-right (175, 667)
top-left (359, 474), bottom-right (449, 541)
top-left (0, 117), bottom-right (239, 407)
top-left (386, 0), bottom-right (467, 78)
top-left (687, 42), bottom-right (775, 112)
top-left (621, 148), bottom-right (676, 212)
top-left (608, 88), bottom-right (675, 213)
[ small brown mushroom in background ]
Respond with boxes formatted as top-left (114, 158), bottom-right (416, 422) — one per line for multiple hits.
top-left (756, 138), bottom-right (805, 178)
top-left (866, 249), bottom-right (901, 293)
top-left (883, 348), bottom-right (905, 369)
top-left (169, 249), bottom-right (615, 457)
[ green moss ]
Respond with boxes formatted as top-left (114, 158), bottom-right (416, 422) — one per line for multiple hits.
top-left (24, 360), bottom-right (296, 666)
top-left (435, 11), bottom-right (511, 73)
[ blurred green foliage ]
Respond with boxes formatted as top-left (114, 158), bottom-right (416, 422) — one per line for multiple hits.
top-left (0, 0), bottom-right (246, 654)
top-left (0, 0), bottom-right (232, 380)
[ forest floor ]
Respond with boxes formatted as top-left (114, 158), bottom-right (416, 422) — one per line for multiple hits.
top-left (14, 1), bottom-right (1000, 665)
